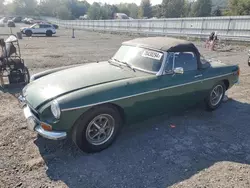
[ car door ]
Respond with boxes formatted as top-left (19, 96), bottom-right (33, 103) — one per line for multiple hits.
top-left (38, 24), bottom-right (47, 34)
top-left (31, 24), bottom-right (40, 34)
top-left (43, 24), bottom-right (50, 32)
top-left (158, 51), bottom-right (204, 114)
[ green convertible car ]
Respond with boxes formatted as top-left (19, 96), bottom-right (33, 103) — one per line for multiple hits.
top-left (19, 37), bottom-right (240, 153)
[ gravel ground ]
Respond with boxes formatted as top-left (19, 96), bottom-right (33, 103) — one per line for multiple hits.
top-left (1, 24), bottom-right (250, 188)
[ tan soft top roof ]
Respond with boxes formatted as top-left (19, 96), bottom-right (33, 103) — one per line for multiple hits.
top-left (122, 37), bottom-right (192, 51)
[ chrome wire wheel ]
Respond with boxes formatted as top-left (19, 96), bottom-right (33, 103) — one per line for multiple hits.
top-left (23, 66), bottom-right (30, 84)
top-left (86, 114), bottom-right (115, 146)
top-left (210, 85), bottom-right (224, 106)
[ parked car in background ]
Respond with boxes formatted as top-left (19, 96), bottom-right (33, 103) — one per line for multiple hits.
top-left (27, 18), bottom-right (35, 24)
top-left (1, 17), bottom-right (9, 23)
top-left (12, 17), bottom-right (22, 23)
top-left (113, 13), bottom-right (129, 19)
top-left (24, 18), bottom-right (33, 24)
top-left (20, 23), bottom-right (56, 37)
top-left (22, 18), bottom-right (28, 22)
top-left (7, 20), bottom-right (15, 27)
top-left (19, 37), bottom-right (240, 153)
top-left (31, 19), bottom-right (44, 25)
top-left (0, 18), bottom-right (5, 27)
top-left (22, 17), bottom-right (44, 25)
top-left (25, 18), bottom-right (39, 24)
top-left (79, 15), bottom-right (88, 20)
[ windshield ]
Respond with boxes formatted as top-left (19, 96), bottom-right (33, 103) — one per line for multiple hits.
top-left (112, 45), bottom-right (164, 73)
top-left (30, 23), bottom-right (37, 28)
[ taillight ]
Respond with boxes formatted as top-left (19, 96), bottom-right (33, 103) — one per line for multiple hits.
top-left (237, 67), bottom-right (240, 76)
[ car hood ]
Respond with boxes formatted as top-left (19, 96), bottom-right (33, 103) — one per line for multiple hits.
top-left (20, 26), bottom-right (30, 30)
top-left (23, 62), bottom-right (136, 109)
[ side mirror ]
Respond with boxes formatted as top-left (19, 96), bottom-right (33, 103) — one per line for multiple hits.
top-left (173, 67), bottom-right (184, 74)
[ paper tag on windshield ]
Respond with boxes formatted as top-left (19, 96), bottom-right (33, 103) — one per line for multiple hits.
top-left (142, 50), bottom-right (163, 60)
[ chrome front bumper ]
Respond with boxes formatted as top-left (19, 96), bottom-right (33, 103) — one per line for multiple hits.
top-left (19, 96), bottom-right (67, 140)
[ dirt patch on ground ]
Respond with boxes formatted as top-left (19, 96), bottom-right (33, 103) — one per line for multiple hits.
top-left (1, 24), bottom-right (250, 188)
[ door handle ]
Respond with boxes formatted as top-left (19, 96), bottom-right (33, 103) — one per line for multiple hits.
top-left (194, 74), bottom-right (203, 78)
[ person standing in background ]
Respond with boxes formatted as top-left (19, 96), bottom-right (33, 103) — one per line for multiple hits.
top-left (205, 31), bottom-right (218, 51)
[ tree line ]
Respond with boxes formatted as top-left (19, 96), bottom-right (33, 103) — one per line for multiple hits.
top-left (1, 0), bottom-right (250, 20)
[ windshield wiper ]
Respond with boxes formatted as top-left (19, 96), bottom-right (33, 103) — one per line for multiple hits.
top-left (108, 59), bottom-right (123, 68)
top-left (112, 58), bottom-right (135, 72)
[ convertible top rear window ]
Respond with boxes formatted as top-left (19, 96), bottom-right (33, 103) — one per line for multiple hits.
top-left (112, 45), bottom-right (164, 73)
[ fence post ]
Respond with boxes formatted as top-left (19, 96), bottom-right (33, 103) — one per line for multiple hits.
top-left (163, 19), bottom-right (166, 36)
top-left (201, 18), bottom-right (205, 39)
top-left (137, 20), bottom-right (140, 34)
top-left (72, 28), bottom-right (75, 38)
top-left (226, 17), bottom-right (232, 37)
top-left (149, 20), bottom-right (151, 34)
top-left (119, 20), bottom-right (120, 32)
top-left (180, 18), bottom-right (184, 35)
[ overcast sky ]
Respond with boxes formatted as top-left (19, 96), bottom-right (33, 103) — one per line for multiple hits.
top-left (5, 0), bottom-right (162, 5)
top-left (86, 0), bottom-right (162, 5)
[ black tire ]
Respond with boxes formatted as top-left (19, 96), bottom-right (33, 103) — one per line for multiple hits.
top-left (248, 57), bottom-right (250, 66)
top-left (46, 30), bottom-right (53, 37)
top-left (71, 105), bottom-right (123, 153)
top-left (23, 66), bottom-right (30, 84)
top-left (25, 30), bottom-right (32, 37)
top-left (205, 81), bottom-right (226, 111)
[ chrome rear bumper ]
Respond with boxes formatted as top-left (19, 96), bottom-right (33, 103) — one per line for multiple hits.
top-left (20, 96), bottom-right (67, 140)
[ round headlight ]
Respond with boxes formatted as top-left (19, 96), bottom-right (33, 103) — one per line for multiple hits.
top-left (51, 100), bottom-right (61, 119)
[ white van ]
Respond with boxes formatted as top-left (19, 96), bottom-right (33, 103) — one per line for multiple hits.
top-left (113, 13), bottom-right (129, 20)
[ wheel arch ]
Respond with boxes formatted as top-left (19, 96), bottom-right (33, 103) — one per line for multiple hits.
top-left (46, 30), bottom-right (53, 36)
top-left (25, 29), bottom-right (32, 33)
top-left (222, 79), bottom-right (229, 90)
top-left (88, 102), bottom-right (126, 124)
top-left (70, 102), bottom-right (126, 135)
top-left (106, 102), bottom-right (126, 123)
top-left (69, 102), bottom-right (125, 152)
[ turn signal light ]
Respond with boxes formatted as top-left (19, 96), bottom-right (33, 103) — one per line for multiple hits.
top-left (41, 122), bottom-right (52, 131)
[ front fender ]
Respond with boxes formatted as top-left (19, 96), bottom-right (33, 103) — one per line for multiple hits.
top-left (30, 64), bottom-right (83, 82)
